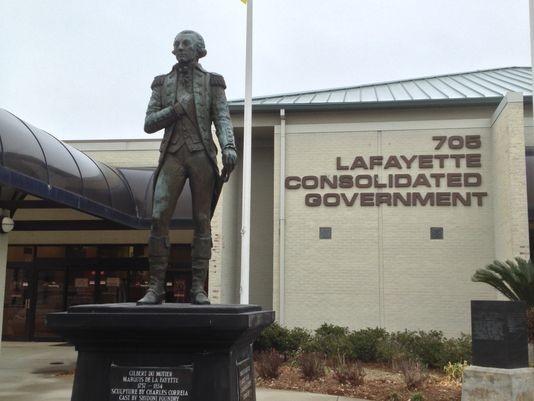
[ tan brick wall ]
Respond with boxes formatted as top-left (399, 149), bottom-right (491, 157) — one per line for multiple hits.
top-left (491, 93), bottom-right (529, 261)
top-left (273, 109), bottom-right (517, 336)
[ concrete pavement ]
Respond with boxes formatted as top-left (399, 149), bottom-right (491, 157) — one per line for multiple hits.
top-left (0, 342), bottom-right (368, 401)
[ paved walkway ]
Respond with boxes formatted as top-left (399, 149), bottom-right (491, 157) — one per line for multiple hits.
top-left (0, 342), bottom-right (368, 401)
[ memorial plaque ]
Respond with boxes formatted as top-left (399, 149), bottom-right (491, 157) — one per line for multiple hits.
top-left (472, 311), bottom-right (505, 341)
top-left (471, 300), bottom-right (528, 369)
top-left (109, 365), bottom-right (193, 401)
top-left (236, 357), bottom-right (254, 401)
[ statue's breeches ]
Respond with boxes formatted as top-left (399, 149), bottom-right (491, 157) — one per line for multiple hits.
top-left (152, 147), bottom-right (216, 240)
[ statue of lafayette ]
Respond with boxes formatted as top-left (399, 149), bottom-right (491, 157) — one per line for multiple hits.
top-left (137, 30), bottom-right (237, 305)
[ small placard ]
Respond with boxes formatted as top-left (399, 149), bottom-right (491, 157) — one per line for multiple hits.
top-left (106, 277), bottom-right (121, 287)
top-left (109, 365), bottom-right (193, 401)
top-left (319, 227), bottom-right (332, 240)
top-left (236, 357), bottom-right (254, 401)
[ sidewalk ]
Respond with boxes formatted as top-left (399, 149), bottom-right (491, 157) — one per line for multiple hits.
top-left (0, 342), bottom-right (368, 401)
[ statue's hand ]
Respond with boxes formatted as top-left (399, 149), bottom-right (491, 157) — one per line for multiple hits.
top-left (222, 148), bottom-right (237, 182)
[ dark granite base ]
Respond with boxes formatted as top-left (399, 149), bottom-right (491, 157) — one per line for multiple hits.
top-left (47, 303), bottom-right (274, 401)
top-left (471, 300), bottom-right (528, 369)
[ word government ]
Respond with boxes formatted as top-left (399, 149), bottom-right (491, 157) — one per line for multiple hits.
top-left (304, 191), bottom-right (488, 207)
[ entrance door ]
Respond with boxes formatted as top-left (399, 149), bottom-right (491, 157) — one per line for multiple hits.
top-left (2, 267), bottom-right (31, 340)
top-left (98, 270), bottom-right (128, 303)
top-left (32, 269), bottom-right (65, 339)
top-left (67, 269), bottom-right (96, 307)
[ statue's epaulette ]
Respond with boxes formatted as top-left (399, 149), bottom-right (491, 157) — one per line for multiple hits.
top-left (209, 73), bottom-right (226, 89)
top-left (150, 75), bottom-right (165, 90)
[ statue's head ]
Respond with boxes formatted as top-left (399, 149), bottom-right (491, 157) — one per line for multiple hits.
top-left (172, 30), bottom-right (207, 63)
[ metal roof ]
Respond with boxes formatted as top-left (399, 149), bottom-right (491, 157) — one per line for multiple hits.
top-left (0, 109), bottom-right (192, 229)
top-left (228, 66), bottom-right (532, 111)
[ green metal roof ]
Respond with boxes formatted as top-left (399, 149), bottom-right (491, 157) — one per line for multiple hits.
top-left (228, 66), bottom-right (532, 111)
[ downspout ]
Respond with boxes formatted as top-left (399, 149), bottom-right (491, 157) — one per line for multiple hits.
top-left (279, 109), bottom-right (286, 324)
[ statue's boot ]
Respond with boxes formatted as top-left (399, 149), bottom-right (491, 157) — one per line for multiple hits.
top-left (137, 235), bottom-right (169, 305)
top-left (190, 235), bottom-right (211, 305)
top-left (190, 259), bottom-right (210, 305)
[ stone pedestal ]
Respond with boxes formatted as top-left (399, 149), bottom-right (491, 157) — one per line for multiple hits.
top-left (47, 303), bottom-right (274, 401)
top-left (461, 366), bottom-right (534, 401)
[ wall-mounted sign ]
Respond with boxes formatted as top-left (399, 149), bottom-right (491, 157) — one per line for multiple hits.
top-left (107, 277), bottom-right (121, 287)
top-left (75, 278), bottom-right (89, 288)
top-left (285, 135), bottom-right (488, 207)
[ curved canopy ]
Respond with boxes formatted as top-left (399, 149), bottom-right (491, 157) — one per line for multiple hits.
top-left (0, 109), bottom-right (191, 229)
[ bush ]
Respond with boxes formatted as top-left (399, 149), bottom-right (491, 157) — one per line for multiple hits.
top-left (303, 324), bottom-right (351, 358)
top-left (438, 334), bottom-right (472, 366)
top-left (332, 354), bottom-right (365, 386)
top-left (287, 327), bottom-right (313, 353)
top-left (472, 258), bottom-right (534, 306)
top-left (443, 361), bottom-right (468, 383)
top-left (399, 358), bottom-right (427, 389)
top-left (254, 322), bottom-right (289, 352)
top-left (377, 330), bottom-right (471, 369)
top-left (347, 327), bottom-right (388, 362)
top-left (376, 331), bottom-right (416, 365)
top-left (315, 323), bottom-right (349, 337)
top-left (255, 349), bottom-right (284, 379)
top-left (410, 392), bottom-right (424, 401)
top-left (385, 392), bottom-right (401, 401)
top-left (298, 352), bottom-right (325, 381)
top-left (254, 323), bottom-right (311, 357)
top-left (257, 322), bottom-right (472, 370)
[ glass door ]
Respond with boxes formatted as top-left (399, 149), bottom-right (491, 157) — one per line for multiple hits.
top-left (32, 269), bottom-right (65, 339)
top-left (2, 268), bottom-right (31, 340)
top-left (98, 270), bottom-right (128, 303)
top-left (67, 269), bottom-right (96, 306)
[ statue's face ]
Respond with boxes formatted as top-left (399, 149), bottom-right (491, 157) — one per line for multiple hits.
top-left (173, 33), bottom-right (198, 64)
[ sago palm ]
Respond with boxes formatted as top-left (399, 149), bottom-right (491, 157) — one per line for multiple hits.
top-left (472, 257), bottom-right (534, 307)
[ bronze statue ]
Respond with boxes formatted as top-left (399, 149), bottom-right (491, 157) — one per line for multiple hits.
top-left (137, 30), bottom-right (237, 305)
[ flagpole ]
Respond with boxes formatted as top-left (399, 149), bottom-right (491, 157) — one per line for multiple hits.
top-left (240, 0), bottom-right (253, 304)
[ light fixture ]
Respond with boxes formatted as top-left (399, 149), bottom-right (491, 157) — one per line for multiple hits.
top-left (1, 216), bottom-right (14, 233)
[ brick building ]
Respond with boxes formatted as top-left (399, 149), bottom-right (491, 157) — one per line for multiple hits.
top-left (1, 67), bottom-right (533, 340)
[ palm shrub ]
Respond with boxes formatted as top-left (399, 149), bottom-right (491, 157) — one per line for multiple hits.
top-left (472, 257), bottom-right (534, 341)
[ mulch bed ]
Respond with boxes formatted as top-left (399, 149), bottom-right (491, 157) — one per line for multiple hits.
top-left (255, 363), bottom-right (461, 401)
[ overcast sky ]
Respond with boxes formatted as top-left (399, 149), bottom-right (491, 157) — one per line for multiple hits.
top-left (0, 0), bottom-right (531, 140)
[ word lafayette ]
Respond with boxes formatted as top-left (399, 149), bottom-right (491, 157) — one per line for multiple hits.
top-left (335, 153), bottom-right (481, 170)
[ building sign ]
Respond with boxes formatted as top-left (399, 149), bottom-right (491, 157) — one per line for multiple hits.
top-left (285, 135), bottom-right (488, 207)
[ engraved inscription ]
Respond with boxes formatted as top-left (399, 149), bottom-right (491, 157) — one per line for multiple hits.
top-left (236, 357), bottom-right (254, 401)
top-left (507, 311), bottom-right (527, 334)
top-left (472, 311), bottom-right (505, 341)
top-left (109, 365), bottom-right (192, 401)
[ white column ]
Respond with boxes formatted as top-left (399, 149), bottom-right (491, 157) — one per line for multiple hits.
top-left (0, 210), bottom-right (10, 350)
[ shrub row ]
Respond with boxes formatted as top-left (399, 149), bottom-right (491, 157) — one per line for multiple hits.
top-left (254, 322), bottom-right (471, 369)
